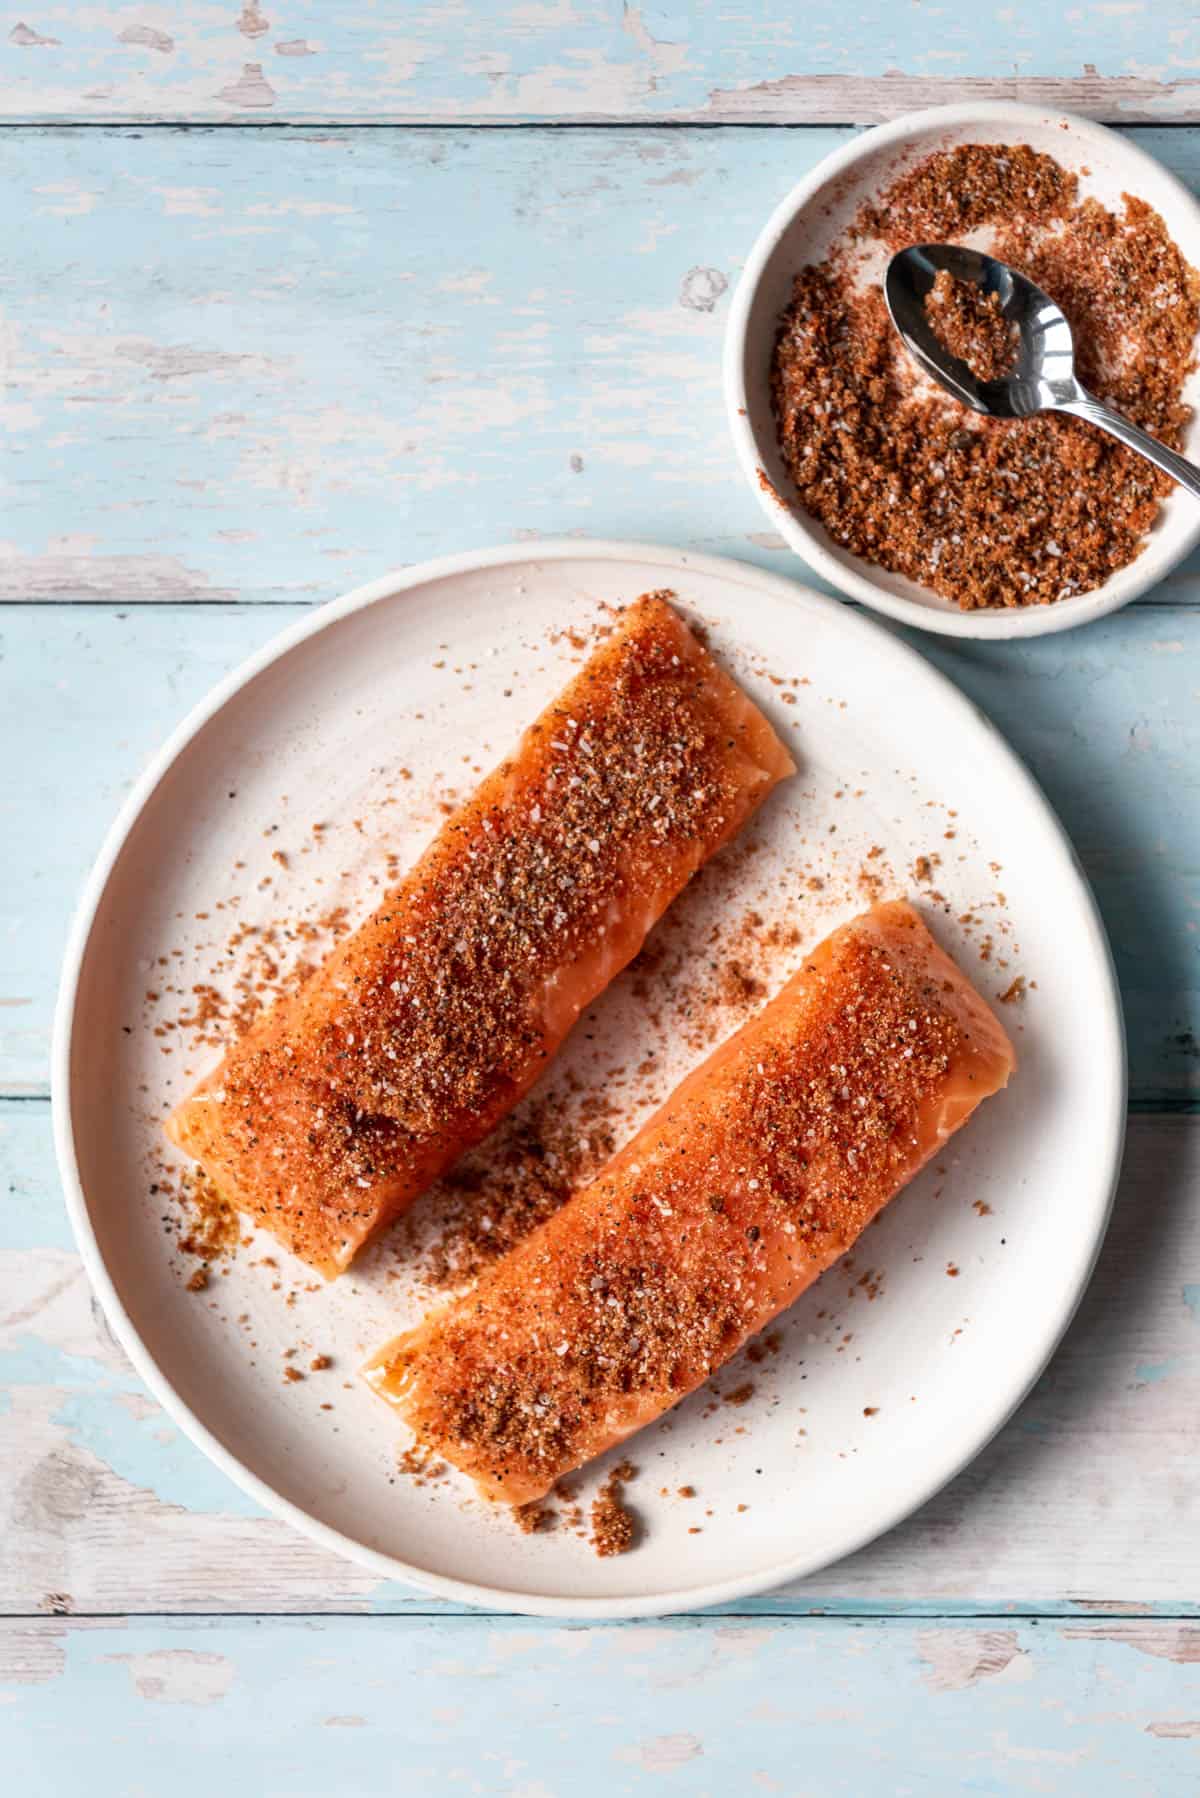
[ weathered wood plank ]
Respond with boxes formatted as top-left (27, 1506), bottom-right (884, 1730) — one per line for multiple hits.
top-left (3, 2), bottom-right (1200, 124)
top-left (4, 1614), bottom-right (1200, 1796)
top-left (3, 1102), bottom-right (1196, 1615)
top-left (4, 600), bottom-right (1198, 1101)
top-left (3, 125), bottom-right (1200, 608)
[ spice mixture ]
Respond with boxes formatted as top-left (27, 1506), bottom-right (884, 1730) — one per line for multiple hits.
top-left (923, 268), bottom-right (1018, 384)
top-left (591, 1461), bottom-right (638, 1557)
top-left (771, 142), bottom-right (1200, 610)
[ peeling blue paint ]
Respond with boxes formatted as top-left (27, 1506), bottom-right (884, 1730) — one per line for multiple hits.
top-left (0, 1334), bottom-right (128, 1392)
top-left (50, 1392), bottom-right (266, 1521)
top-left (6, 2), bottom-right (1200, 122)
top-left (6, 1616), bottom-right (1200, 1798)
top-left (1134, 1360), bottom-right (1180, 1386)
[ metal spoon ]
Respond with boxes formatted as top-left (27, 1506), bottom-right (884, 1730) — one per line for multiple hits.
top-left (884, 242), bottom-right (1200, 500)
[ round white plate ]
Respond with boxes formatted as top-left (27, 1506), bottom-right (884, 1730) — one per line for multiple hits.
top-left (55, 540), bottom-right (1125, 1617)
top-left (725, 102), bottom-right (1200, 639)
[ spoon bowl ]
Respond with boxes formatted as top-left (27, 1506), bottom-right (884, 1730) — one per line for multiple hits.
top-left (884, 244), bottom-right (1077, 418)
top-left (885, 242), bottom-right (1200, 498)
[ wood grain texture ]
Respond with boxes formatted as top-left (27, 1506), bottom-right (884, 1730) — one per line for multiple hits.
top-left (4, 22), bottom-right (1200, 1764)
top-left (3, 1103), bottom-right (1197, 1617)
top-left (6, 1615), bottom-right (1200, 1797)
top-left (3, 125), bottom-right (1200, 608)
top-left (3, 1), bottom-right (1200, 123)
top-left (5, 600), bottom-right (1198, 1101)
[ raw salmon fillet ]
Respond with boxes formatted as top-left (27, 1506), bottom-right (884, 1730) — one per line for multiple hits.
top-left (362, 900), bottom-right (1015, 1503)
top-left (166, 592), bottom-right (794, 1276)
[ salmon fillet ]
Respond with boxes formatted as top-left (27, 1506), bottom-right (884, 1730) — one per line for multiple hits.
top-left (362, 900), bottom-right (1015, 1504)
top-left (166, 592), bottom-right (794, 1276)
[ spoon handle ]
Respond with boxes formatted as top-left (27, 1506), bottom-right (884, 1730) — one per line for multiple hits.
top-left (1056, 391), bottom-right (1200, 501)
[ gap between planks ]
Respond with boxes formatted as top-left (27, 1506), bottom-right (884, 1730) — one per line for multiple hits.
top-left (6, 1606), bottom-right (1198, 1623)
top-left (2, 594), bottom-right (1198, 610)
top-left (5, 119), bottom-right (1200, 132)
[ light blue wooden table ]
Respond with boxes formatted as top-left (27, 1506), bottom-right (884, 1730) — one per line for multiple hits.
top-left (4, 6), bottom-right (1200, 1791)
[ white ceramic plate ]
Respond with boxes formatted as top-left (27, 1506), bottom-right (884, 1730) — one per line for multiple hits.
top-left (55, 540), bottom-right (1125, 1617)
top-left (725, 103), bottom-right (1200, 639)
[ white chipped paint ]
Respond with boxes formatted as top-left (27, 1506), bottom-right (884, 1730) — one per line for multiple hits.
top-left (117, 24), bottom-right (174, 54)
top-left (103, 1648), bottom-right (233, 1705)
top-left (213, 61), bottom-right (276, 108)
top-left (0, 549), bottom-right (230, 601)
top-left (5, 6), bottom-right (1200, 123)
top-left (698, 69), bottom-right (1200, 125)
top-left (0, 1624), bottom-right (68, 1686)
top-left (31, 182), bottom-right (97, 216)
top-left (1061, 1625), bottom-right (1200, 1663)
top-left (918, 1629), bottom-right (1033, 1692)
top-left (630, 1733), bottom-right (705, 1770)
top-left (9, 22), bottom-right (60, 48)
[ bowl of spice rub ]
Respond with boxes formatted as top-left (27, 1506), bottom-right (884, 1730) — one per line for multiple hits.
top-left (725, 103), bottom-right (1200, 637)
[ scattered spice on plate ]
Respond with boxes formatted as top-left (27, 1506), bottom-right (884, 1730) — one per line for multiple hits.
top-left (398, 1442), bottom-right (447, 1486)
top-left (512, 1500), bottom-right (557, 1535)
top-left (400, 904), bottom-right (813, 1291)
top-left (771, 141), bottom-right (1200, 611)
top-left (923, 268), bottom-right (1018, 383)
top-left (591, 1460), bottom-right (638, 1557)
top-left (178, 1170), bottom-right (240, 1263)
top-left (413, 1098), bottom-right (618, 1291)
top-left (745, 1330), bottom-right (782, 1364)
top-left (998, 975), bottom-right (1027, 1004)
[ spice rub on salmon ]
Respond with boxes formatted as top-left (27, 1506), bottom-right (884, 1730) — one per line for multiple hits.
top-left (165, 593), bottom-right (795, 1277)
top-left (362, 901), bottom-right (1014, 1505)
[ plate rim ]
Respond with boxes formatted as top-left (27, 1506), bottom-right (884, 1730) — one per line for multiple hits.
top-left (723, 100), bottom-right (1200, 640)
top-left (52, 537), bottom-right (1127, 1618)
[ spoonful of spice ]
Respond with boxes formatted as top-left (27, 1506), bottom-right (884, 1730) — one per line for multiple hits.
top-left (885, 242), bottom-right (1200, 501)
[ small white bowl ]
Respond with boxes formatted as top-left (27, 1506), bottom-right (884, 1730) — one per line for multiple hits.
top-left (724, 102), bottom-right (1200, 639)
